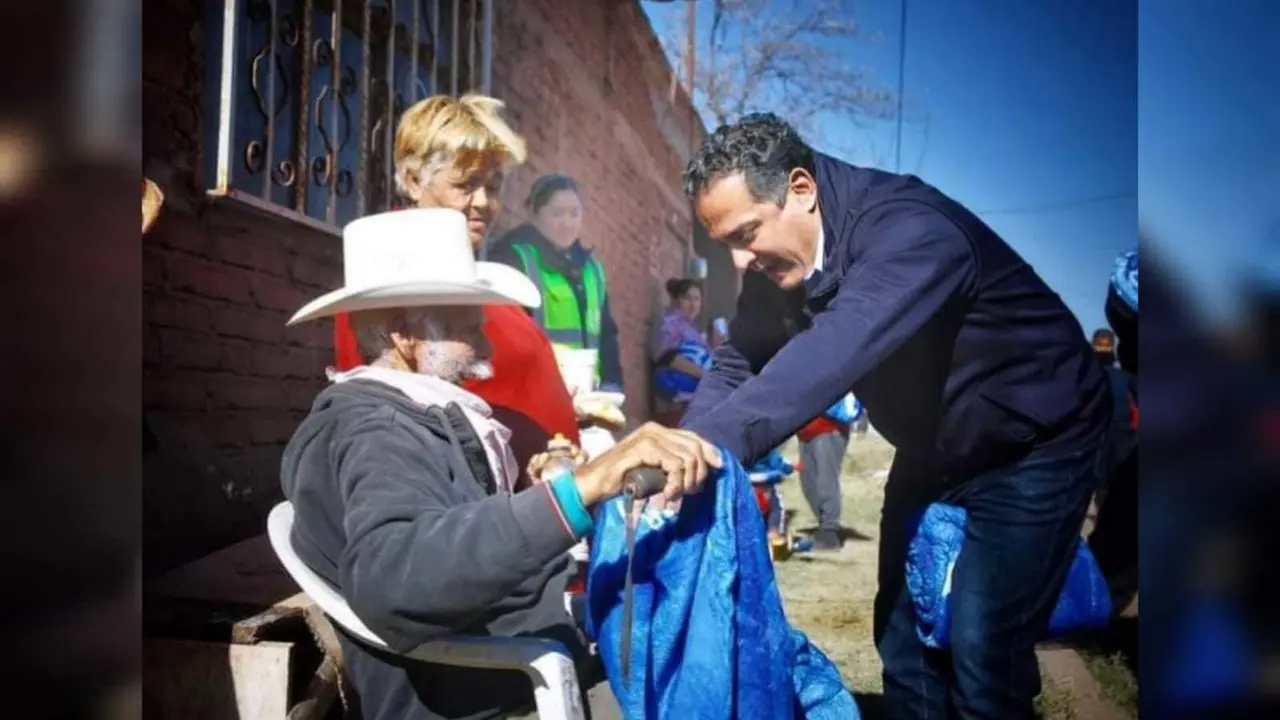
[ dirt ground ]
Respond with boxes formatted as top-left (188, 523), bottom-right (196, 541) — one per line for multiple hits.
top-left (772, 433), bottom-right (1137, 720)
top-left (773, 433), bottom-right (894, 701)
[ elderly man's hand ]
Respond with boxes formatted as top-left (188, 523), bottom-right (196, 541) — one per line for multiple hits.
top-left (573, 423), bottom-right (721, 507)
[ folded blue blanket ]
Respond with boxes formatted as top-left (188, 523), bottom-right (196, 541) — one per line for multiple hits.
top-left (906, 503), bottom-right (1113, 649)
top-left (586, 452), bottom-right (858, 719)
top-left (823, 394), bottom-right (863, 425)
top-left (652, 341), bottom-right (713, 400)
top-left (749, 448), bottom-right (795, 478)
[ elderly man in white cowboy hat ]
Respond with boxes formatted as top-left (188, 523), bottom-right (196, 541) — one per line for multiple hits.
top-left (281, 208), bottom-right (719, 720)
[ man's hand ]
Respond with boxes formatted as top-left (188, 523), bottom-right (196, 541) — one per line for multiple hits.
top-left (573, 423), bottom-right (722, 507)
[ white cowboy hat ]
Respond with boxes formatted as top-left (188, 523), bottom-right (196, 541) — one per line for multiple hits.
top-left (287, 208), bottom-right (541, 326)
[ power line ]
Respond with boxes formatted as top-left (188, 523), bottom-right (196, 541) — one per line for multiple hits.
top-left (893, 0), bottom-right (908, 172)
top-left (975, 190), bottom-right (1136, 217)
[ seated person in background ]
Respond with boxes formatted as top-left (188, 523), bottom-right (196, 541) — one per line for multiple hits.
top-left (331, 93), bottom-right (579, 474)
top-left (283, 209), bottom-right (720, 720)
top-left (649, 278), bottom-right (712, 427)
top-left (652, 340), bottom-right (713, 405)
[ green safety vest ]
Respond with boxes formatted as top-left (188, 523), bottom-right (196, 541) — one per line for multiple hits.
top-left (510, 242), bottom-right (607, 353)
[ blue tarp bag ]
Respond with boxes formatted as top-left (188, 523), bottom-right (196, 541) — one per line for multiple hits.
top-left (906, 503), bottom-right (1113, 648)
top-left (822, 395), bottom-right (863, 426)
top-left (749, 447), bottom-right (795, 480)
top-left (652, 341), bottom-right (713, 400)
top-left (586, 451), bottom-right (858, 719)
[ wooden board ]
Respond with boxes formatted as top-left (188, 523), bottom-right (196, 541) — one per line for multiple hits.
top-left (147, 534), bottom-right (300, 608)
top-left (143, 639), bottom-right (293, 720)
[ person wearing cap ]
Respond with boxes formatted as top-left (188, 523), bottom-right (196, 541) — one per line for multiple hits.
top-left (331, 94), bottom-right (579, 476)
top-left (282, 208), bottom-right (720, 720)
top-left (489, 174), bottom-right (625, 394)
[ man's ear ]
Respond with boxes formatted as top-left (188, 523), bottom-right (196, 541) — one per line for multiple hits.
top-left (389, 330), bottom-right (418, 371)
top-left (787, 168), bottom-right (818, 212)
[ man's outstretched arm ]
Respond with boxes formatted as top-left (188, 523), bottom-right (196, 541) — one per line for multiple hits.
top-left (684, 201), bottom-right (978, 463)
top-left (681, 270), bottom-right (804, 426)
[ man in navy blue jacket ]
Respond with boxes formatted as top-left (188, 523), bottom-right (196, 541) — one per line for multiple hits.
top-left (679, 114), bottom-right (1111, 719)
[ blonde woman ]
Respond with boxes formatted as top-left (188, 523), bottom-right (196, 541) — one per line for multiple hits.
top-left (332, 94), bottom-right (580, 474)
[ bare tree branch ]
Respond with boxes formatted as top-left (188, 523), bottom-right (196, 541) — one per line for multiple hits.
top-left (661, 0), bottom-right (905, 160)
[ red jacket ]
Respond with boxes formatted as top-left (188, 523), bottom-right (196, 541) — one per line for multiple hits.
top-left (334, 305), bottom-right (580, 474)
top-left (796, 415), bottom-right (846, 443)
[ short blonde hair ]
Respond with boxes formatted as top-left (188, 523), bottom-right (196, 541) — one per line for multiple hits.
top-left (394, 94), bottom-right (527, 196)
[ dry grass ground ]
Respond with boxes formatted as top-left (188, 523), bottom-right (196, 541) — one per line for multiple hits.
top-left (772, 432), bottom-right (1135, 720)
top-left (774, 433), bottom-right (894, 699)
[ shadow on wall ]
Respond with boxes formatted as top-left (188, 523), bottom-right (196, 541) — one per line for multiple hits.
top-left (143, 414), bottom-right (282, 578)
top-left (693, 219), bottom-right (738, 324)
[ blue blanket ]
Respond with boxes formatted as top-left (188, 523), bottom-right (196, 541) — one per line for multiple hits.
top-left (749, 448), bottom-right (795, 480)
top-left (652, 341), bottom-right (714, 400)
top-left (586, 452), bottom-right (858, 719)
top-left (823, 394), bottom-right (863, 425)
top-left (906, 503), bottom-right (1113, 649)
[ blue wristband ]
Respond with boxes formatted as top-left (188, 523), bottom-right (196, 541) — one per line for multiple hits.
top-left (547, 470), bottom-right (595, 538)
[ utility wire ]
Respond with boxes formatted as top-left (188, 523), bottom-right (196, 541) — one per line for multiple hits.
top-left (976, 190), bottom-right (1136, 217)
top-left (893, 0), bottom-right (908, 172)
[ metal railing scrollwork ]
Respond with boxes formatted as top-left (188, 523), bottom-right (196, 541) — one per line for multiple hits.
top-left (202, 0), bottom-right (493, 233)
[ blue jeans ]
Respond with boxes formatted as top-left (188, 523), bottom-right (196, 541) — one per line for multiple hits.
top-left (874, 442), bottom-right (1105, 720)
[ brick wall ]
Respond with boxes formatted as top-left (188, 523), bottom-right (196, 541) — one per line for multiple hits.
top-left (489, 0), bottom-right (712, 419)
top-left (142, 0), bottom-right (711, 574)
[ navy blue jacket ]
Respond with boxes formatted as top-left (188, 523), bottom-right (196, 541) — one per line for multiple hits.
top-left (683, 153), bottom-right (1110, 476)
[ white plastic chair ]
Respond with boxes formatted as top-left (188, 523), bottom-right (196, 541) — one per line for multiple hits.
top-left (266, 502), bottom-right (586, 720)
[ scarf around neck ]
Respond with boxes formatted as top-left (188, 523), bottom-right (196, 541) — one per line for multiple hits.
top-left (326, 365), bottom-right (519, 493)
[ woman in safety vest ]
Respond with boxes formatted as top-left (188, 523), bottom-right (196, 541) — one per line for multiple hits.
top-left (489, 174), bottom-right (625, 393)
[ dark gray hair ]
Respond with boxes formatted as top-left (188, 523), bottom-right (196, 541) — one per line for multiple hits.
top-left (682, 113), bottom-right (815, 205)
top-left (525, 173), bottom-right (580, 213)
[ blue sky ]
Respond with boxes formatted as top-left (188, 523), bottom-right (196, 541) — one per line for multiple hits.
top-left (1138, 0), bottom-right (1280, 325)
top-left (645, 0), bottom-right (1277, 332)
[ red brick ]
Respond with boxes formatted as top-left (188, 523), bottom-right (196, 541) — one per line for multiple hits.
top-left (157, 328), bottom-right (224, 372)
top-left (248, 412), bottom-right (301, 446)
top-left (251, 346), bottom-right (294, 379)
top-left (168, 255), bottom-right (254, 303)
top-left (144, 374), bottom-right (209, 411)
top-left (204, 411), bottom-right (254, 449)
top-left (211, 303), bottom-right (286, 343)
top-left (286, 346), bottom-right (330, 379)
top-left (144, 328), bottom-right (161, 368)
top-left (285, 380), bottom-right (322, 412)
top-left (216, 233), bottom-right (290, 277)
top-left (172, 103), bottom-right (198, 138)
top-left (286, 322), bottom-right (334, 351)
top-left (209, 375), bottom-right (284, 411)
top-left (290, 254), bottom-right (339, 290)
top-left (250, 272), bottom-right (312, 313)
top-left (146, 291), bottom-right (212, 332)
top-left (287, 232), bottom-right (343, 264)
top-left (217, 338), bottom-right (255, 375)
top-left (144, 248), bottom-right (166, 289)
top-left (148, 213), bottom-right (212, 257)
